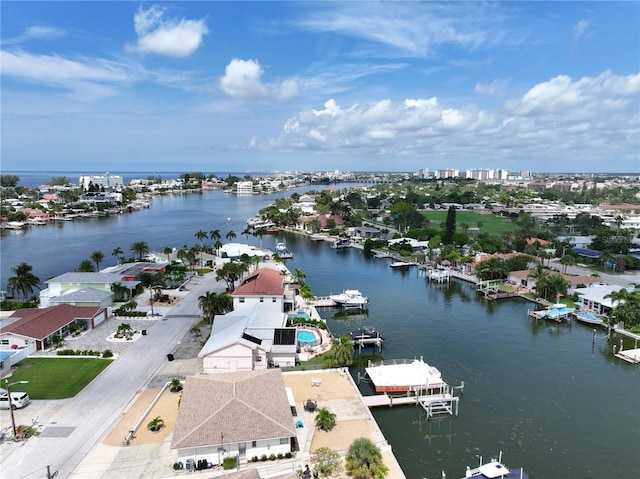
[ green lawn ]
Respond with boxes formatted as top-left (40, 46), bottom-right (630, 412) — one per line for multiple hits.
top-left (7, 357), bottom-right (112, 399)
top-left (422, 211), bottom-right (515, 235)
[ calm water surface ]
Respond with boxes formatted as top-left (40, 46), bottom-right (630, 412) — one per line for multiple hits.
top-left (1, 186), bottom-right (639, 478)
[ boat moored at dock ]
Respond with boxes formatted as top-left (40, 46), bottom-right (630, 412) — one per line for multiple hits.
top-left (349, 326), bottom-right (384, 351)
top-left (328, 289), bottom-right (369, 310)
top-left (275, 241), bottom-right (294, 259)
top-left (459, 452), bottom-right (528, 479)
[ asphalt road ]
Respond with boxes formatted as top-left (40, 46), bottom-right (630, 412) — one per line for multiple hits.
top-left (0, 273), bottom-right (225, 479)
top-left (547, 258), bottom-right (640, 287)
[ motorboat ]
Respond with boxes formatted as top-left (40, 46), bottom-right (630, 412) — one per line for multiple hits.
top-left (329, 289), bottom-right (369, 309)
top-left (574, 310), bottom-right (605, 326)
top-left (460, 452), bottom-right (528, 479)
top-left (389, 261), bottom-right (414, 268)
top-left (332, 238), bottom-right (350, 249)
top-left (348, 326), bottom-right (384, 345)
top-left (365, 357), bottom-right (446, 393)
top-left (275, 242), bottom-right (294, 259)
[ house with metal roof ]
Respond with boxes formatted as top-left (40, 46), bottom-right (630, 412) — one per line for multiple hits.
top-left (39, 272), bottom-right (138, 308)
top-left (574, 284), bottom-right (631, 316)
top-left (0, 304), bottom-right (107, 352)
top-left (171, 369), bottom-right (297, 465)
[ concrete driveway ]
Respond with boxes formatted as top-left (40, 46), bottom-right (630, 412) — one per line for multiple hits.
top-left (0, 272), bottom-right (225, 479)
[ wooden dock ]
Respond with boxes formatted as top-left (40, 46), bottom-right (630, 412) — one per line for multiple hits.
top-left (307, 296), bottom-right (337, 307)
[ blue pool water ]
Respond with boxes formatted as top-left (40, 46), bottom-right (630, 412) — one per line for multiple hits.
top-left (297, 329), bottom-right (318, 347)
top-left (0, 351), bottom-right (15, 361)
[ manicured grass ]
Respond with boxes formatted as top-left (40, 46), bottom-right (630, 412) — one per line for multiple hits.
top-left (7, 357), bottom-right (112, 399)
top-left (422, 211), bottom-right (515, 235)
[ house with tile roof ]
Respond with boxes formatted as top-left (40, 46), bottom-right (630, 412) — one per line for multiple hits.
top-left (171, 369), bottom-right (297, 465)
top-left (0, 304), bottom-right (107, 352)
top-left (232, 267), bottom-right (292, 313)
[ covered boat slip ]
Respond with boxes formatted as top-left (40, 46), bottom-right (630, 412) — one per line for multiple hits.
top-left (364, 358), bottom-right (447, 394)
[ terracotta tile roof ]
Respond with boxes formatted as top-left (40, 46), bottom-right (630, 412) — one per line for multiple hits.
top-left (1, 304), bottom-right (104, 340)
top-left (171, 369), bottom-right (296, 450)
top-left (526, 237), bottom-right (551, 246)
top-left (233, 268), bottom-right (284, 296)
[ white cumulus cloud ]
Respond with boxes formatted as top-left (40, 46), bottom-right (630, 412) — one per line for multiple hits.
top-left (219, 58), bottom-right (301, 102)
top-left (128, 5), bottom-right (208, 57)
top-left (268, 70), bottom-right (639, 167)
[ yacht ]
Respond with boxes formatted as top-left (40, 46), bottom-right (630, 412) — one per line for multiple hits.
top-left (275, 242), bottom-right (294, 259)
top-left (329, 289), bottom-right (368, 309)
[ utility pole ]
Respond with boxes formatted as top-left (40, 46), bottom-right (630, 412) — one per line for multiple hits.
top-left (47, 465), bottom-right (58, 479)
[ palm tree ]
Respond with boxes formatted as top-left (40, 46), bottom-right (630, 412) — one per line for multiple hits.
top-left (90, 250), bottom-right (105, 271)
top-left (169, 378), bottom-right (182, 393)
top-left (242, 227), bottom-right (252, 240)
top-left (254, 227), bottom-right (267, 248)
top-left (147, 416), bottom-right (165, 432)
top-left (209, 229), bottom-right (221, 243)
top-left (559, 254), bottom-right (576, 274)
top-left (345, 437), bottom-right (389, 479)
top-left (214, 240), bottom-right (223, 257)
top-left (163, 246), bottom-right (173, 265)
top-left (324, 335), bottom-right (354, 368)
top-left (112, 246), bottom-right (124, 265)
top-left (7, 262), bottom-right (41, 300)
top-left (198, 291), bottom-right (233, 323)
top-left (139, 272), bottom-right (161, 316)
top-left (314, 407), bottom-right (337, 432)
top-left (226, 230), bottom-right (236, 242)
top-left (293, 268), bottom-right (306, 284)
top-left (130, 241), bottom-right (150, 261)
top-left (195, 229), bottom-right (208, 250)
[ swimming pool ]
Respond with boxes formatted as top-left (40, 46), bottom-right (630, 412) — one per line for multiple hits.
top-left (297, 329), bottom-right (319, 347)
top-left (0, 351), bottom-right (15, 361)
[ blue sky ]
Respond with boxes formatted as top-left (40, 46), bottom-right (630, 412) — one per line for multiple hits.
top-left (1, 1), bottom-right (639, 174)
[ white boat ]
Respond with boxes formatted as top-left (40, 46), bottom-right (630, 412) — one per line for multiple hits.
top-left (389, 261), bottom-right (414, 268)
top-left (574, 310), bottom-right (605, 326)
top-left (460, 452), bottom-right (528, 479)
top-left (275, 242), bottom-right (293, 259)
top-left (332, 238), bottom-right (350, 249)
top-left (365, 357), bottom-right (446, 393)
top-left (329, 289), bottom-right (368, 309)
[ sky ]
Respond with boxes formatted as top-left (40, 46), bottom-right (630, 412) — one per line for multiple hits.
top-left (1, 1), bottom-right (639, 174)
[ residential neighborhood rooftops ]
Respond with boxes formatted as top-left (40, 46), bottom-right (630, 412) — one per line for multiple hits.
top-left (233, 268), bottom-right (285, 297)
top-left (171, 369), bottom-right (296, 450)
top-left (1, 304), bottom-right (105, 340)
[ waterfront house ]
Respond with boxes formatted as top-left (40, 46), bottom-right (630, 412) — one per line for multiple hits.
top-left (507, 270), bottom-right (598, 293)
top-left (198, 302), bottom-right (297, 373)
top-left (0, 304), bottom-right (108, 352)
top-left (171, 369), bottom-right (297, 465)
top-left (232, 267), bottom-right (291, 312)
top-left (574, 284), bottom-right (632, 317)
top-left (39, 272), bottom-right (138, 308)
top-left (297, 214), bottom-right (344, 233)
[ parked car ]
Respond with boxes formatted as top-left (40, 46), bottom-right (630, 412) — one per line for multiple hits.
top-left (0, 392), bottom-right (31, 410)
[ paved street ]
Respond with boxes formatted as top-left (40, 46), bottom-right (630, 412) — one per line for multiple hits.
top-left (0, 273), bottom-right (225, 479)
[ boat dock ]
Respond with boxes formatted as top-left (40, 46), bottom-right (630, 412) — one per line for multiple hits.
top-left (306, 296), bottom-right (337, 307)
top-left (361, 392), bottom-right (460, 418)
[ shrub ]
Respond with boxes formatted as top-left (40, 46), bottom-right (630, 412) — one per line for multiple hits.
top-left (277, 453), bottom-right (284, 459)
top-left (147, 416), bottom-right (164, 432)
top-left (102, 349), bottom-right (113, 358)
top-left (223, 456), bottom-right (237, 470)
top-left (251, 456), bottom-right (259, 463)
top-left (269, 454), bottom-right (277, 461)
top-left (285, 452), bottom-right (292, 459)
top-left (260, 454), bottom-right (268, 462)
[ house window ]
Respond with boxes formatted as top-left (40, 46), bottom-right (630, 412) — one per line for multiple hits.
top-left (260, 297), bottom-right (264, 303)
top-left (239, 297), bottom-right (245, 303)
top-left (272, 297), bottom-right (277, 303)
top-left (1, 339), bottom-right (8, 345)
top-left (280, 437), bottom-right (288, 445)
top-left (252, 441), bottom-right (257, 448)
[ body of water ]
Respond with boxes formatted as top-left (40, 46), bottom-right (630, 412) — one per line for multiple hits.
top-left (1, 179), bottom-right (639, 478)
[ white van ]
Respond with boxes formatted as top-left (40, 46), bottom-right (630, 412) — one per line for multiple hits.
top-left (0, 392), bottom-right (31, 410)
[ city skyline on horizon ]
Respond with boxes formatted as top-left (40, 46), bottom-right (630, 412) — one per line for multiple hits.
top-left (1, 2), bottom-right (639, 174)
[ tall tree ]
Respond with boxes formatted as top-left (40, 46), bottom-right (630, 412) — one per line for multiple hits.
top-left (112, 246), bottom-right (124, 264)
top-left (226, 230), bottom-right (236, 242)
top-left (442, 205), bottom-right (457, 245)
top-left (130, 241), bottom-right (150, 261)
top-left (139, 272), bottom-right (162, 316)
top-left (90, 250), bottom-right (105, 271)
top-left (209, 229), bottom-right (221, 242)
top-left (198, 291), bottom-right (233, 323)
top-left (7, 263), bottom-right (41, 299)
top-left (77, 260), bottom-right (95, 272)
